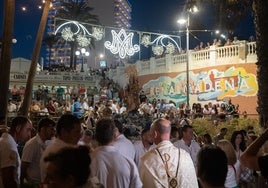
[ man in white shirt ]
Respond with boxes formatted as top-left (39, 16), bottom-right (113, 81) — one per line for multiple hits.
top-left (133, 127), bottom-right (154, 166)
top-left (139, 118), bottom-right (198, 188)
top-left (0, 116), bottom-right (32, 188)
top-left (40, 114), bottom-right (82, 182)
top-left (108, 99), bottom-right (118, 114)
top-left (174, 125), bottom-right (201, 167)
top-left (140, 99), bottom-right (154, 115)
top-left (21, 118), bottom-right (56, 186)
top-left (7, 99), bottom-right (17, 113)
top-left (90, 118), bottom-right (142, 188)
top-left (113, 120), bottom-right (135, 160)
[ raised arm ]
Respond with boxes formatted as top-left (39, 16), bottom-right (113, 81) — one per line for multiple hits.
top-left (240, 128), bottom-right (268, 171)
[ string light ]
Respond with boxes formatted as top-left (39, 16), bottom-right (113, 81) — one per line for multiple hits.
top-left (54, 19), bottom-right (181, 59)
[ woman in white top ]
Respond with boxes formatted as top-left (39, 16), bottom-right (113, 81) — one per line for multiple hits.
top-left (217, 140), bottom-right (240, 188)
top-left (230, 130), bottom-right (247, 159)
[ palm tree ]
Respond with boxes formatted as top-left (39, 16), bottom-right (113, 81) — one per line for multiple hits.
top-left (42, 34), bottom-right (59, 68)
top-left (253, 1), bottom-right (268, 127)
top-left (18, 0), bottom-right (51, 116)
top-left (198, 0), bottom-right (252, 34)
top-left (56, 0), bottom-right (99, 70)
top-left (0, 0), bottom-right (15, 124)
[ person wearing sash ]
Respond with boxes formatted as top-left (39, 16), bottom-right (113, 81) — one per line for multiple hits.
top-left (139, 118), bottom-right (198, 188)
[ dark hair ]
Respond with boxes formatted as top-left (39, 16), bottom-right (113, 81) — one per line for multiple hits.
top-left (181, 125), bottom-right (193, 132)
top-left (203, 133), bottom-right (212, 145)
top-left (44, 146), bottom-right (90, 186)
top-left (114, 119), bottom-right (123, 134)
top-left (197, 145), bottom-right (228, 187)
top-left (220, 127), bottom-right (227, 132)
top-left (10, 116), bottom-right (30, 133)
top-left (83, 129), bottom-right (93, 137)
top-left (37, 118), bottom-right (56, 132)
top-left (141, 127), bottom-right (150, 135)
top-left (171, 126), bottom-right (179, 133)
top-left (230, 130), bottom-right (246, 152)
top-left (95, 118), bottom-right (115, 145)
top-left (56, 114), bottom-right (80, 136)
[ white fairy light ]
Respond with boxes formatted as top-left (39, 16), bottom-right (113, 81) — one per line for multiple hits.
top-left (104, 29), bottom-right (140, 59)
top-left (141, 35), bottom-right (151, 47)
top-left (141, 34), bottom-right (180, 55)
top-left (55, 21), bottom-right (104, 44)
top-left (77, 34), bottom-right (91, 47)
top-left (61, 27), bottom-right (74, 41)
top-left (165, 42), bottom-right (175, 54)
top-left (54, 19), bottom-right (181, 57)
top-left (152, 45), bottom-right (164, 56)
top-left (92, 27), bottom-right (104, 41)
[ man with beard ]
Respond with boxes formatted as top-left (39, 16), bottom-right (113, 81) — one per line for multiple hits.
top-left (0, 116), bottom-right (32, 188)
top-left (133, 127), bottom-right (154, 166)
top-left (21, 118), bottom-right (56, 186)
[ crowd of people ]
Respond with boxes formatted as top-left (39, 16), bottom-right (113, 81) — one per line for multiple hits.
top-left (7, 81), bottom-right (245, 130)
top-left (192, 35), bottom-right (255, 52)
top-left (2, 67), bottom-right (267, 188)
top-left (0, 112), bottom-right (267, 188)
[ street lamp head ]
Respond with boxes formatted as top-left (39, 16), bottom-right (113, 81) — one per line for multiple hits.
top-left (220, 34), bottom-right (226, 39)
top-left (177, 18), bottom-right (187, 25)
top-left (99, 54), bottom-right (104, 58)
top-left (190, 5), bottom-right (199, 13)
top-left (81, 48), bottom-right (86, 54)
top-left (85, 52), bottom-right (90, 56)
top-left (75, 51), bottom-right (80, 56)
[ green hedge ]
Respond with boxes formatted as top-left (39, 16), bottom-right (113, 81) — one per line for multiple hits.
top-left (191, 117), bottom-right (260, 140)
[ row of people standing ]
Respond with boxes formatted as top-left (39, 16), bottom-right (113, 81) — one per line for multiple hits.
top-left (1, 114), bottom-right (267, 188)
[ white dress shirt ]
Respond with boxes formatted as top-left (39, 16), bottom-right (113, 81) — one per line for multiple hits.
top-left (90, 146), bottom-right (142, 188)
top-left (173, 139), bottom-right (201, 167)
top-left (21, 134), bottom-right (46, 183)
top-left (0, 133), bottom-right (21, 186)
top-left (114, 134), bottom-right (135, 160)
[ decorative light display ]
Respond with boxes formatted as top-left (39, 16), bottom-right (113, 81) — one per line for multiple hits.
top-left (92, 27), bottom-right (105, 41)
top-left (55, 21), bottom-right (104, 45)
top-left (54, 19), bottom-right (181, 59)
top-left (141, 34), bottom-right (180, 55)
top-left (140, 35), bottom-right (151, 47)
top-left (166, 42), bottom-right (176, 54)
top-left (104, 29), bottom-right (140, 59)
top-left (76, 34), bottom-right (91, 47)
top-left (152, 45), bottom-right (164, 56)
top-left (61, 27), bottom-right (74, 41)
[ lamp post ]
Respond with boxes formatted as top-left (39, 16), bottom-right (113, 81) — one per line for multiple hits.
top-left (94, 53), bottom-right (104, 69)
top-left (177, 3), bottom-right (198, 108)
top-left (186, 13), bottom-right (190, 108)
top-left (75, 48), bottom-right (89, 72)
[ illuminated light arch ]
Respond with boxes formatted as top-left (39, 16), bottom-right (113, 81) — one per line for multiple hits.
top-left (53, 19), bottom-right (181, 59)
top-left (104, 29), bottom-right (140, 59)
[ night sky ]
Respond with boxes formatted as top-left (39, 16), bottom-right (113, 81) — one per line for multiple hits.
top-left (0, 0), bottom-right (255, 59)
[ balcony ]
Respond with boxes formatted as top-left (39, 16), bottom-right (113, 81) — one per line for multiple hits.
top-left (134, 41), bottom-right (257, 76)
top-left (107, 41), bottom-right (257, 88)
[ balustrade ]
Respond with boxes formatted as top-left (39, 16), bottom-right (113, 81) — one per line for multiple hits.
top-left (131, 41), bottom-right (257, 77)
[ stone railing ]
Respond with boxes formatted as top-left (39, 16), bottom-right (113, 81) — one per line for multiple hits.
top-left (106, 41), bottom-right (257, 87)
top-left (135, 41), bottom-right (257, 76)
